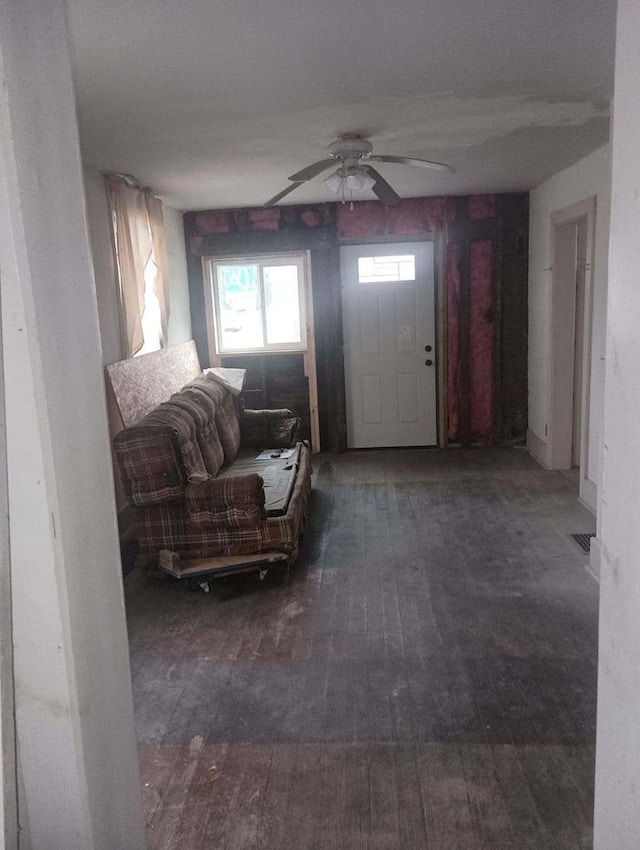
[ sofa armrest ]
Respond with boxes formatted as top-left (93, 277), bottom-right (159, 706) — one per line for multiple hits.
top-left (240, 408), bottom-right (301, 449)
top-left (241, 408), bottom-right (295, 423)
top-left (186, 473), bottom-right (267, 529)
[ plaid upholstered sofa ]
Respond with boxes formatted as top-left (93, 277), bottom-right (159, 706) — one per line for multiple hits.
top-left (112, 367), bottom-right (312, 571)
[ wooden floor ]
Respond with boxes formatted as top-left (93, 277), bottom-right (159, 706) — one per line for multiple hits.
top-left (126, 448), bottom-right (599, 849)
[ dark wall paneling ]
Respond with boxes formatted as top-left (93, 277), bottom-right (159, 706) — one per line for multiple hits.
top-left (496, 194), bottom-right (529, 444)
top-left (183, 205), bottom-right (347, 452)
top-left (445, 196), bottom-right (528, 445)
top-left (184, 193), bottom-right (529, 453)
top-left (221, 353), bottom-right (311, 442)
top-left (446, 216), bottom-right (502, 446)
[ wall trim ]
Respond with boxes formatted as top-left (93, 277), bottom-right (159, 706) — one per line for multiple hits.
top-left (579, 476), bottom-right (597, 514)
top-left (527, 427), bottom-right (549, 467)
top-left (547, 196), bottom-right (597, 471)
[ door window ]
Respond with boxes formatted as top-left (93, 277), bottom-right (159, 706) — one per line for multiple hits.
top-left (357, 254), bottom-right (416, 283)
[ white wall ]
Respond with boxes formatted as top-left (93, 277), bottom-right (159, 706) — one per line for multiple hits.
top-left (594, 0), bottom-right (640, 843)
top-left (0, 0), bottom-right (145, 846)
top-left (0, 229), bottom-right (17, 850)
top-left (83, 166), bottom-right (121, 365)
top-left (528, 143), bottom-right (611, 509)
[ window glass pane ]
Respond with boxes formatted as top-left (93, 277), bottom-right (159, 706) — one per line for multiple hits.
top-left (136, 257), bottom-right (162, 356)
top-left (263, 265), bottom-right (301, 345)
top-left (357, 254), bottom-right (416, 283)
top-left (216, 264), bottom-right (263, 350)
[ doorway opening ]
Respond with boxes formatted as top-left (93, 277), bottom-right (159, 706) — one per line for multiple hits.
top-left (548, 199), bottom-right (595, 483)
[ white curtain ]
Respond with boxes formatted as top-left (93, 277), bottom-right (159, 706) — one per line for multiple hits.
top-left (144, 191), bottom-right (170, 348)
top-left (106, 175), bottom-right (170, 357)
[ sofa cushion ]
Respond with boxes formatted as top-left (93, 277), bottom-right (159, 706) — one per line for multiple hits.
top-left (114, 400), bottom-right (210, 507)
top-left (135, 447), bottom-right (312, 559)
top-left (168, 388), bottom-right (224, 476)
top-left (144, 402), bottom-right (210, 484)
top-left (186, 473), bottom-right (266, 530)
top-left (215, 392), bottom-right (242, 465)
top-left (113, 425), bottom-right (187, 507)
top-left (186, 377), bottom-right (241, 466)
top-left (216, 446), bottom-right (301, 517)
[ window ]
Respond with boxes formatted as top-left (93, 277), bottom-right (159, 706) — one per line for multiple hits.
top-left (136, 254), bottom-right (162, 356)
top-left (204, 253), bottom-right (308, 354)
top-left (357, 254), bottom-right (416, 283)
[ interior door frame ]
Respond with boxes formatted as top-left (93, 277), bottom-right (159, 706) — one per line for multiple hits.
top-left (547, 197), bottom-right (596, 498)
top-left (338, 234), bottom-right (445, 447)
top-left (0, 123), bottom-right (19, 849)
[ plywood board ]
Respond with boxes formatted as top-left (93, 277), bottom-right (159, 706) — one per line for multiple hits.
top-left (106, 340), bottom-right (201, 426)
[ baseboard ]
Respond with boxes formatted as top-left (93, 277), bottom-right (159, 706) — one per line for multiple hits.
top-left (579, 476), bottom-right (597, 514)
top-left (527, 429), bottom-right (549, 468)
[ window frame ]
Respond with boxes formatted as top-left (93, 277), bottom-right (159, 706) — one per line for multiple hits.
top-left (203, 252), bottom-right (309, 356)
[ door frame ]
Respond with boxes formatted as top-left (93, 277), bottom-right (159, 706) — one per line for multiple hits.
top-left (338, 235), bottom-right (445, 447)
top-left (547, 197), bottom-right (596, 494)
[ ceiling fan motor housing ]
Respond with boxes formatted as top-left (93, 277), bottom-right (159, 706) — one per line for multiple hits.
top-left (328, 135), bottom-right (373, 160)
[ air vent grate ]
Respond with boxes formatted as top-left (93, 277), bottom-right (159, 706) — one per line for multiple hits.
top-left (571, 533), bottom-right (595, 554)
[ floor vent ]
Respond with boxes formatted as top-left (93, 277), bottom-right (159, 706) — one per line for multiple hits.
top-left (571, 533), bottom-right (595, 554)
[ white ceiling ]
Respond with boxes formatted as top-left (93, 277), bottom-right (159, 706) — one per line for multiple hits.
top-left (67, 0), bottom-right (616, 211)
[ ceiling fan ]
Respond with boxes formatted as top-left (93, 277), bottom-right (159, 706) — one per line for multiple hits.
top-left (264, 134), bottom-right (454, 207)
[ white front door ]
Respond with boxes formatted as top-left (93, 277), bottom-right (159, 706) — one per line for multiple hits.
top-left (341, 241), bottom-right (437, 448)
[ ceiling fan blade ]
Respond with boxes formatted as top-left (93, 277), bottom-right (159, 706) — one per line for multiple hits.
top-left (365, 166), bottom-right (401, 206)
top-left (370, 154), bottom-right (454, 173)
top-left (263, 182), bottom-right (304, 207)
top-left (288, 159), bottom-right (335, 181)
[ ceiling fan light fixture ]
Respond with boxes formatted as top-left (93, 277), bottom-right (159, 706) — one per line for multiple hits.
top-left (322, 169), bottom-right (344, 194)
top-left (345, 169), bottom-right (375, 193)
top-left (323, 166), bottom-right (375, 196)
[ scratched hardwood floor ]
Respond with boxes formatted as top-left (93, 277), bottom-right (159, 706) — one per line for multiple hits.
top-left (125, 448), bottom-right (598, 849)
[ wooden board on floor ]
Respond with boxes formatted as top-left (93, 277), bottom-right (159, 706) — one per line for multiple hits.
top-left (158, 549), bottom-right (288, 580)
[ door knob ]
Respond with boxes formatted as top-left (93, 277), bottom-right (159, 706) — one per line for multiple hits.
top-left (425, 344), bottom-right (432, 352)
top-left (425, 359), bottom-right (433, 366)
